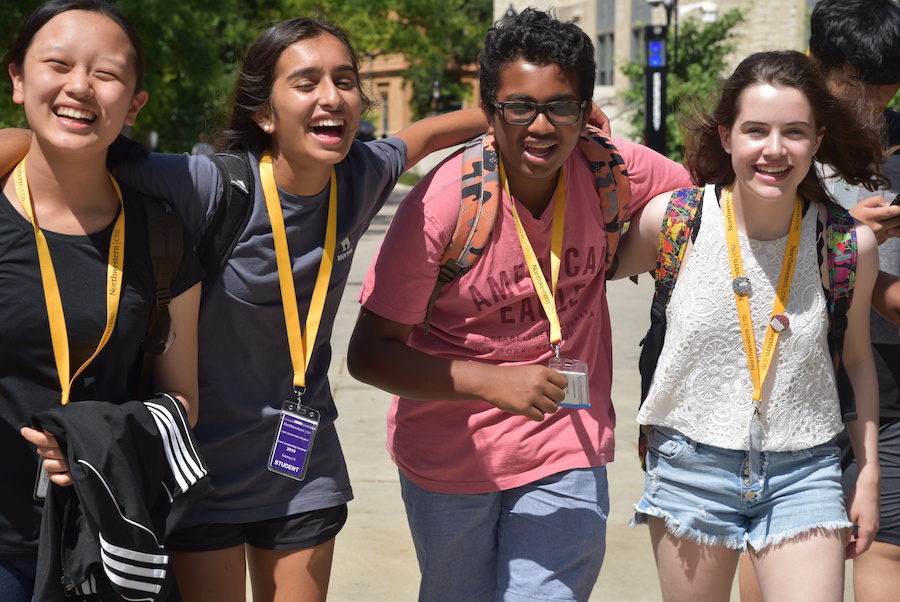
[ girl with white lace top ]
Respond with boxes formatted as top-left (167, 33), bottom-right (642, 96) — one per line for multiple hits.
top-left (614, 50), bottom-right (883, 601)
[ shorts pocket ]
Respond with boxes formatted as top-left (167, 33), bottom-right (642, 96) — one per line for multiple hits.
top-left (647, 426), bottom-right (690, 461)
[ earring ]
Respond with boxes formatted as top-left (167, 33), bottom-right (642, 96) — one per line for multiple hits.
top-left (263, 125), bottom-right (271, 133)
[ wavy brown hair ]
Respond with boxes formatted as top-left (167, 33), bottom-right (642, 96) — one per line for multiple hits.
top-left (683, 50), bottom-right (887, 201)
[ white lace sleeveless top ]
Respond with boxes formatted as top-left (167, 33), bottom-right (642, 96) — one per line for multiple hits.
top-left (637, 186), bottom-right (843, 451)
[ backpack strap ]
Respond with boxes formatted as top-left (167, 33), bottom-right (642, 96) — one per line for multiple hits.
top-left (422, 136), bottom-right (500, 333)
top-left (577, 126), bottom-right (631, 269)
top-left (423, 124), bottom-right (629, 333)
top-left (637, 186), bottom-right (704, 468)
top-left (200, 152), bottom-right (254, 289)
top-left (639, 187), bottom-right (704, 393)
top-left (821, 200), bottom-right (858, 421)
top-left (139, 195), bottom-right (185, 395)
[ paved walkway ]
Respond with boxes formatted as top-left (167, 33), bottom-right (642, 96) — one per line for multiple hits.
top-left (321, 184), bottom-right (851, 601)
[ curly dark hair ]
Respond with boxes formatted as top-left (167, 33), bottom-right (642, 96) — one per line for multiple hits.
top-left (217, 17), bottom-right (372, 154)
top-left (479, 8), bottom-right (595, 114)
top-left (683, 50), bottom-right (887, 201)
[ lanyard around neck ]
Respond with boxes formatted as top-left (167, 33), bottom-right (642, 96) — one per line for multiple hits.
top-left (499, 157), bottom-right (566, 349)
top-left (722, 184), bottom-right (802, 403)
top-left (13, 157), bottom-right (125, 405)
top-left (258, 152), bottom-right (336, 394)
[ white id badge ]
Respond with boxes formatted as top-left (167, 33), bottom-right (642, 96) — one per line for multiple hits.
top-left (267, 401), bottom-right (320, 481)
top-left (549, 357), bottom-right (590, 408)
top-left (33, 458), bottom-right (50, 501)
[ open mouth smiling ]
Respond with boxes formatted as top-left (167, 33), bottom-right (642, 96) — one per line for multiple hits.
top-left (310, 118), bottom-right (346, 138)
top-left (754, 164), bottom-right (790, 175)
top-left (524, 141), bottom-right (556, 158)
top-left (55, 106), bottom-right (96, 124)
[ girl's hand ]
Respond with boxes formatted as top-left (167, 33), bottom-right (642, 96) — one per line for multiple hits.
top-left (845, 474), bottom-right (880, 559)
top-left (20, 426), bottom-right (73, 487)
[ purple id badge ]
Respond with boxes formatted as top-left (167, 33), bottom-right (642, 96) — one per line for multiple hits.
top-left (267, 401), bottom-right (319, 481)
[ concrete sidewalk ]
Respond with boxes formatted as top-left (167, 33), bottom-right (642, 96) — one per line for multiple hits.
top-left (322, 184), bottom-right (851, 601)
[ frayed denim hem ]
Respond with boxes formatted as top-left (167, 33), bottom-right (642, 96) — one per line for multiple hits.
top-left (747, 520), bottom-right (853, 552)
top-left (631, 505), bottom-right (747, 551)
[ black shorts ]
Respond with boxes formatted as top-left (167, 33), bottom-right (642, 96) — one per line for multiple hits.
top-left (842, 416), bottom-right (900, 548)
top-left (165, 504), bottom-right (348, 552)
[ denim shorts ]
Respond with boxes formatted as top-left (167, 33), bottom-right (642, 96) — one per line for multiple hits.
top-left (633, 426), bottom-right (851, 552)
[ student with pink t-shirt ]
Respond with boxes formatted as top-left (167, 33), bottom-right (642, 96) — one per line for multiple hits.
top-left (347, 9), bottom-right (691, 601)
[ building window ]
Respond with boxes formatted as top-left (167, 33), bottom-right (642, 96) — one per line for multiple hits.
top-left (632, 0), bottom-right (653, 24)
top-left (597, 33), bottom-right (615, 85)
top-left (631, 0), bottom-right (654, 64)
top-left (596, 0), bottom-right (616, 85)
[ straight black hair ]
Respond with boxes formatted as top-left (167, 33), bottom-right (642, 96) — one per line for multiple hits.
top-left (3, 0), bottom-right (146, 91)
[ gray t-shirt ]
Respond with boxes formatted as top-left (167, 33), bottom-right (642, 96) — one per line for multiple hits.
top-left (118, 139), bottom-right (407, 525)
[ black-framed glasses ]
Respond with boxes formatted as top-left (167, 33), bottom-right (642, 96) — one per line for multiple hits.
top-left (491, 100), bottom-right (587, 126)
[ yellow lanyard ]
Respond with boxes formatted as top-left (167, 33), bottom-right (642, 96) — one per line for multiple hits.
top-left (259, 152), bottom-right (336, 394)
top-left (500, 157), bottom-right (567, 349)
top-left (722, 185), bottom-right (802, 403)
top-left (13, 157), bottom-right (125, 405)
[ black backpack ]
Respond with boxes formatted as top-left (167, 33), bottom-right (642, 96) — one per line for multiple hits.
top-left (139, 151), bottom-right (253, 389)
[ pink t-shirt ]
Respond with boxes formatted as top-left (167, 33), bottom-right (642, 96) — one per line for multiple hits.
top-left (359, 138), bottom-right (691, 494)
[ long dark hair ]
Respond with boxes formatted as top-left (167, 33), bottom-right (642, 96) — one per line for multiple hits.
top-left (218, 17), bottom-right (372, 154)
top-left (684, 50), bottom-right (887, 201)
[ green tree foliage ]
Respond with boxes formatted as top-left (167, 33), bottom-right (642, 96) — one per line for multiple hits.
top-left (622, 8), bottom-right (745, 162)
top-left (0, 0), bottom-right (489, 151)
top-left (0, 0), bottom-right (287, 152)
top-left (0, 2), bottom-right (33, 130)
top-left (369, 0), bottom-right (491, 118)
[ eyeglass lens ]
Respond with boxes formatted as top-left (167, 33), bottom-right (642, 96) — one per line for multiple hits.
top-left (502, 102), bottom-right (582, 124)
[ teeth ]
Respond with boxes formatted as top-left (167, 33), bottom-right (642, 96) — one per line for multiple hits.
top-left (310, 119), bottom-right (345, 128)
top-left (55, 107), bottom-right (95, 121)
top-left (756, 165), bottom-right (789, 174)
top-left (526, 142), bottom-right (554, 149)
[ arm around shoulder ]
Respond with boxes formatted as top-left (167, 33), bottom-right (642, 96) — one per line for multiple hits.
top-left (611, 191), bottom-right (671, 280)
top-left (395, 108), bottom-right (487, 170)
top-left (0, 128), bottom-right (32, 175)
top-left (615, 140), bottom-right (692, 207)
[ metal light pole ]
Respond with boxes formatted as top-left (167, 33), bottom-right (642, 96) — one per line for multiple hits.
top-left (644, 0), bottom-right (676, 155)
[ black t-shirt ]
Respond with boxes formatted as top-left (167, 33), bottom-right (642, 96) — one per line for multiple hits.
top-left (0, 185), bottom-right (203, 559)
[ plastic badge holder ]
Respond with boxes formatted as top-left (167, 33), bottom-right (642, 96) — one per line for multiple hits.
top-left (268, 401), bottom-right (319, 481)
top-left (549, 357), bottom-right (590, 409)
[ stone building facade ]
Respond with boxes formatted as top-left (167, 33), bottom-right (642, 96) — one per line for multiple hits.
top-left (364, 1), bottom-right (820, 139)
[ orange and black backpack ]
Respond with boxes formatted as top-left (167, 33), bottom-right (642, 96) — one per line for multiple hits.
top-left (423, 124), bottom-right (631, 331)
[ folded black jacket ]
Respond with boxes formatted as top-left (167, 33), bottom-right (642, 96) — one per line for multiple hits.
top-left (32, 394), bottom-right (211, 601)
